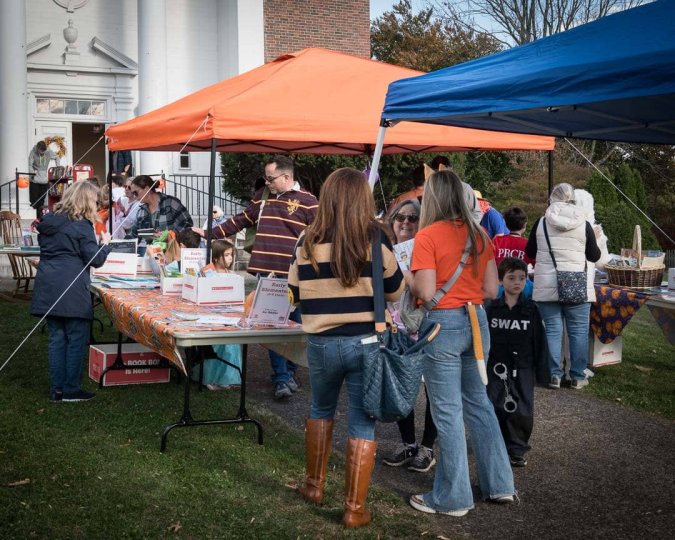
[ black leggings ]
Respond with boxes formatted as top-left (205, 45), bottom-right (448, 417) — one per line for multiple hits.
top-left (396, 385), bottom-right (437, 448)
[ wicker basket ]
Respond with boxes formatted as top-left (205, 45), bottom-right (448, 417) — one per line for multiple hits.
top-left (606, 225), bottom-right (665, 289)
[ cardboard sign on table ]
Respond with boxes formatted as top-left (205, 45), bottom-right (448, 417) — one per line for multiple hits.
top-left (181, 248), bottom-right (206, 275)
top-left (247, 277), bottom-right (292, 326)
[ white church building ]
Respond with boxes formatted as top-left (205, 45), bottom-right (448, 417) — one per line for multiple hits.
top-left (0, 0), bottom-right (266, 219)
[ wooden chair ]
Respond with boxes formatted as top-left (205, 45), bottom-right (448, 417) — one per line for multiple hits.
top-left (0, 211), bottom-right (35, 296)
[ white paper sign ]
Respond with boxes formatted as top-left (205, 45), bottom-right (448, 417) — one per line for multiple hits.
top-left (247, 277), bottom-right (292, 326)
top-left (181, 248), bottom-right (206, 275)
top-left (393, 239), bottom-right (414, 272)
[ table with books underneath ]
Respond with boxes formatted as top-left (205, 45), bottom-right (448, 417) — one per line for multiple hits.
top-left (92, 284), bottom-right (306, 451)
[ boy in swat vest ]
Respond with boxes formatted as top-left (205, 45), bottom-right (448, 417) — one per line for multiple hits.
top-left (486, 258), bottom-right (547, 467)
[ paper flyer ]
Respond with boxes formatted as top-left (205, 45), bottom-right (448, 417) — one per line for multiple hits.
top-left (247, 277), bottom-right (292, 326)
top-left (393, 239), bottom-right (414, 272)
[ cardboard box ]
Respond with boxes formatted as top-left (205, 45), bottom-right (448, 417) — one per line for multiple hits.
top-left (181, 273), bottom-right (244, 305)
top-left (588, 332), bottom-right (623, 367)
top-left (137, 255), bottom-right (154, 275)
top-left (160, 274), bottom-right (183, 296)
top-left (92, 252), bottom-right (138, 277)
top-left (88, 343), bottom-right (171, 386)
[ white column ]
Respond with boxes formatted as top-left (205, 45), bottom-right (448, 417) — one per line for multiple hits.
top-left (217, 0), bottom-right (264, 80)
top-left (137, 0), bottom-right (170, 175)
top-left (0, 0), bottom-right (30, 215)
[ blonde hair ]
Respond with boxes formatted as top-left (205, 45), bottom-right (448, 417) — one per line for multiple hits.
top-left (54, 180), bottom-right (100, 222)
top-left (419, 170), bottom-right (488, 271)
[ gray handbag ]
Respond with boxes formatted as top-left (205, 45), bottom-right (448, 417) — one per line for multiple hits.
top-left (542, 219), bottom-right (588, 304)
top-left (399, 235), bottom-right (472, 333)
top-left (361, 230), bottom-right (440, 422)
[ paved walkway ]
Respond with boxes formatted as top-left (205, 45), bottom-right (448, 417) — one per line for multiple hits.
top-left (244, 344), bottom-right (675, 539)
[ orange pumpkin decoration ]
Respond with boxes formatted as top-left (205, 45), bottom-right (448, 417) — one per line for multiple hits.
top-left (17, 176), bottom-right (29, 188)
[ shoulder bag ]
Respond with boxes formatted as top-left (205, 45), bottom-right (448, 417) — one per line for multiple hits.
top-left (243, 187), bottom-right (270, 254)
top-left (399, 235), bottom-right (472, 334)
top-left (542, 219), bottom-right (587, 304)
top-left (361, 230), bottom-right (441, 423)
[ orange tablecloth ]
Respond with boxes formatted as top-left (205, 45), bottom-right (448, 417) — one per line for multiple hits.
top-left (96, 287), bottom-right (301, 373)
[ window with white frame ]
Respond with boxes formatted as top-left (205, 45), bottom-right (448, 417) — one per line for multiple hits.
top-left (36, 98), bottom-right (106, 117)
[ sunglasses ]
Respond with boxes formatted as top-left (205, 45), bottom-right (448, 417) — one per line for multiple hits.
top-left (393, 214), bottom-right (419, 223)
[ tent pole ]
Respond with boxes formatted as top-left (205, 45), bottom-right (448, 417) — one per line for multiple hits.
top-left (548, 150), bottom-right (553, 196)
top-left (368, 125), bottom-right (387, 191)
top-left (206, 138), bottom-right (216, 263)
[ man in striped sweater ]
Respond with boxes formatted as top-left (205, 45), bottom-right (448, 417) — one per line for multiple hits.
top-left (193, 155), bottom-right (318, 398)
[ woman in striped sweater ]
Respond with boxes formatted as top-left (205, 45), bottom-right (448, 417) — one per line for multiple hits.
top-left (288, 168), bottom-right (404, 528)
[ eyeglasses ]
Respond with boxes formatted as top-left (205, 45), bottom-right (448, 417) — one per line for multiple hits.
top-left (393, 214), bottom-right (419, 223)
top-left (212, 210), bottom-right (219, 214)
top-left (264, 173), bottom-right (287, 183)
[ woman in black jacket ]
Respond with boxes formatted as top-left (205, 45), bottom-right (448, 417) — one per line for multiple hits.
top-left (31, 180), bottom-right (111, 402)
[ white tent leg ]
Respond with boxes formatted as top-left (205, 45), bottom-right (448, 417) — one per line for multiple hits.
top-left (368, 125), bottom-right (387, 192)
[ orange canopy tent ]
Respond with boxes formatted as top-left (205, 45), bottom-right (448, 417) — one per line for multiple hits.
top-left (106, 48), bottom-right (554, 155)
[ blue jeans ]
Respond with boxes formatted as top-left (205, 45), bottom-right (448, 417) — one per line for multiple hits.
top-left (537, 302), bottom-right (591, 381)
top-left (306, 333), bottom-right (377, 440)
top-left (422, 307), bottom-right (514, 513)
top-left (269, 308), bottom-right (300, 383)
top-left (47, 316), bottom-right (90, 395)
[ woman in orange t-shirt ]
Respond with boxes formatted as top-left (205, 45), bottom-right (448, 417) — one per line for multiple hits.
top-left (405, 170), bottom-right (514, 517)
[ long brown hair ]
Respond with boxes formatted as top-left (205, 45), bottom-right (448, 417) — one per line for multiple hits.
top-left (420, 170), bottom-right (487, 271)
top-left (303, 168), bottom-right (380, 287)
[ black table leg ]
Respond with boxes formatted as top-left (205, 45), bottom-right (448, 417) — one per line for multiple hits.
top-left (160, 343), bottom-right (264, 452)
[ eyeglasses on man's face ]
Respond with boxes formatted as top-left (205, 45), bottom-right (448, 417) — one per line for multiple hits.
top-left (393, 213), bottom-right (419, 223)
top-left (264, 173), bottom-right (287, 183)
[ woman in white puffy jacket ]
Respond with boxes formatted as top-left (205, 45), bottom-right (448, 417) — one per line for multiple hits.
top-left (525, 183), bottom-right (601, 390)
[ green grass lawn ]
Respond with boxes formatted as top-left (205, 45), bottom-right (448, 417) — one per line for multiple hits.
top-left (0, 298), bottom-right (434, 539)
top-left (0, 294), bottom-right (672, 538)
top-left (586, 305), bottom-right (675, 419)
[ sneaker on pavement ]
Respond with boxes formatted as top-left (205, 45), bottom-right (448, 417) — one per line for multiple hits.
top-left (509, 454), bottom-right (527, 467)
top-left (286, 376), bottom-right (299, 393)
top-left (62, 390), bottom-right (95, 402)
top-left (408, 445), bottom-right (436, 472)
top-left (273, 381), bottom-right (292, 399)
top-left (571, 378), bottom-right (589, 390)
top-left (383, 443), bottom-right (417, 467)
top-left (409, 494), bottom-right (470, 517)
top-left (548, 376), bottom-right (561, 389)
top-left (490, 495), bottom-right (515, 504)
top-left (50, 391), bottom-right (63, 403)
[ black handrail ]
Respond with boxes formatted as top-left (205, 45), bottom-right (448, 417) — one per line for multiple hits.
top-left (0, 170), bottom-right (36, 214)
top-left (166, 174), bottom-right (245, 221)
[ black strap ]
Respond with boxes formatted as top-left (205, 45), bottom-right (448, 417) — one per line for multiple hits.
top-left (372, 228), bottom-right (386, 327)
top-left (542, 219), bottom-right (558, 268)
top-left (542, 218), bottom-right (586, 272)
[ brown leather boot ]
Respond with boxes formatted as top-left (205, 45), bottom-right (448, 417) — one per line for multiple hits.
top-left (298, 418), bottom-right (334, 505)
top-left (343, 437), bottom-right (378, 528)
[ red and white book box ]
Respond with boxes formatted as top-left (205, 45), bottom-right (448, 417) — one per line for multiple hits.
top-left (89, 343), bottom-right (171, 386)
top-left (92, 252), bottom-right (138, 277)
top-left (181, 273), bottom-right (244, 305)
top-left (160, 274), bottom-right (183, 296)
top-left (588, 332), bottom-right (623, 367)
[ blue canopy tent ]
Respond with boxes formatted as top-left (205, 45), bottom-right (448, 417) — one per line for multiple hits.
top-left (367, 0), bottom-right (675, 189)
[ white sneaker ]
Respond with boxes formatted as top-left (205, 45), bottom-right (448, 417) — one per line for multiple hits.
top-left (410, 494), bottom-right (470, 517)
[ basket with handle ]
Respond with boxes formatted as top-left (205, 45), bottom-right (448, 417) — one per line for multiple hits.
top-left (606, 225), bottom-right (665, 288)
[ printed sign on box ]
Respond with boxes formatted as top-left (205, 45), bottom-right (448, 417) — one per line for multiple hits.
top-left (92, 252), bottom-right (138, 277)
top-left (88, 343), bottom-right (171, 386)
top-left (181, 273), bottom-right (244, 305)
